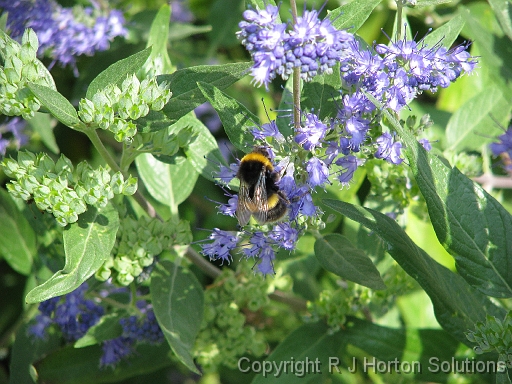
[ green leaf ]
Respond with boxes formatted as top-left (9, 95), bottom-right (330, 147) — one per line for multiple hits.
top-left (28, 83), bottom-right (81, 129)
top-left (208, 0), bottom-right (244, 52)
top-left (180, 113), bottom-right (227, 182)
top-left (135, 152), bottom-right (199, 209)
top-left (463, 4), bottom-right (512, 85)
top-left (328, 0), bottom-right (383, 32)
top-left (323, 199), bottom-right (506, 344)
top-left (314, 233), bottom-right (386, 290)
top-left (251, 322), bottom-right (342, 384)
top-left (369, 91), bottom-right (512, 298)
top-left (197, 81), bottom-right (257, 152)
top-left (344, 317), bottom-right (460, 383)
top-left (10, 324), bottom-right (61, 384)
top-left (28, 112), bottom-right (59, 154)
top-left (488, 0), bottom-right (512, 41)
top-left (301, 62), bottom-right (341, 121)
top-left (416, 0), bottom-right (456, 6)
top-left (423, 10), bottom-right (467, 49)
top-left (86, 47), bottom-right (152, 100)
top-left (36, 343), bottom-right (171, 384)
top-left (159, 62), bottom-right (252, 125)
top-left (147, 4), bottom-right (172, 73)
top-left (0, 188), bottom-right (35, 275)
top-left (446, 85), bottom-right (511, 151)
top-left (150, 260), bottom-right (203, 374)
top-left (74, 313), bottom-right (123, 348)
top-left (25, 203), bottom-right (119, 303)
top-left (168, 24), bottom-right (212, 41)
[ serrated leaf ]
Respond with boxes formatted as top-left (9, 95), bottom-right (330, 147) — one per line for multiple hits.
top-left (368, 91), bottom-right (512, 298)
top-left (0, 188), bottom-right (35, 275)
top-left (150, 260), bottom-right (203, 374)
top-left (446, 85), bottom-right (511, 151)
top-left (25, 203), bottom-right (119, 303)
top-left (251, 322), bottom-right (342, 384)
top-left (135, 152), bottom-right (198, 209)
top-left (159, 62), bottom-right (251, 125)
top-left (423, 10), bottom-right (467, 48)
top-left (28, 83), bottom-right (81, 129)
top-left (86, 47), bottom-right (152, 100)
top-left (323, 199), bottom-right (506, 344)
top-left (328, 0), bottom-right (383, 32)
top-left (74, 313), bottom-right (123, 348)
top-left (197, 81), bottom-right (257, 152)
top-left (314, 233), bottom-right (386, 290)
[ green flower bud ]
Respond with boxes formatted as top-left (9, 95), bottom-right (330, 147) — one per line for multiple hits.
top-left (122, 176), bottom-right (138, 195)
top-left (78, 98), bottom-right (95, 124)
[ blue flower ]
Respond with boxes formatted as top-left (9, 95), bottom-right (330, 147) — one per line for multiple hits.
top-left (201, 228), bottom-right (240, 264)
top-left (490, 126), bottom-right (512, 170)
top-left (375, 133), bottom-right (403, 165)
top-left (257, 245), bottom-right (276, 275)
top-left (269, 222), bottom-right (298, 251)
top-left (295, 113), bottom-right (330, 151)
top-left (419, 138), bottom-right (432, 151)
top-left (0, 118), bottom-right (28, 156)
top-left (306, 157), bottom-right (329, 187)
top-left (238, 4), bottom-right (355, 88)
top-left (1, 0), bottom-right (127, 73)
top-left (336, 155), bottom-right (362, 186)
top-left (119, 303), bottom-right (164, 344)
top-left (28, 283), bottom-right (103, 341)
top-left (341, 36), bottom-right (476, 113)
top-left (100, 337), bottom-right (134, 368)
top-left (216, 162), bottom-right (239, 184)
top-left (217, 193), bottom-right (238, 217)
top-left (252, 120), bottom-right (285, 143)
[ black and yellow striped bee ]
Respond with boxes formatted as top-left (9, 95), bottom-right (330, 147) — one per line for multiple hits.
top-left (235, 147), bottom-right (289, 226)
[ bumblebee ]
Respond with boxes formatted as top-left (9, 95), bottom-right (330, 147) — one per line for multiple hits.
top-left (236, 147), bottom-right (289, 226)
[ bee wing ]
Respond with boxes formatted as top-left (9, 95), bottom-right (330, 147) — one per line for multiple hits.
top-left (251, 168), bottom-right (269, 224)
top-left (236, 182), bottom-right (252, 226)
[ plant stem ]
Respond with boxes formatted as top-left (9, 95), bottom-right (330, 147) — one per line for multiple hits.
top-left (290, 0), bottom-right (301, 131)
top-left (84, 128), bottom-right (160, 219)
top-left (396, 0), bottom-right (403, 40)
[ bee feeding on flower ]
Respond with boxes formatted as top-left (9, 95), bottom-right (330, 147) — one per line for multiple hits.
top-left (236, 146), bottom-right (290, 226)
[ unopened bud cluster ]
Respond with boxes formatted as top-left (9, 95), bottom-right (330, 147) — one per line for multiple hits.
top-left (1, 151), bottom-right (137, 226)
top-left (78, 74), bottom-right (171, 142)
top-left (96, 216), bottom-right (192, 285)
top-left (0, 29), bottom-right (55, 119)
top-left (194, 267), bottom-right (271, 371)
top-left (466, 313), bottom-right (512, 359)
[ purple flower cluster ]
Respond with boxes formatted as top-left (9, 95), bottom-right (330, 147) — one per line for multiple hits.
top-left (340, 37), bottom-right (477, 114)
top-left (100, 301), bottom-right (164, 368)
top-left (0, 118), bottom-right (28, 156)
top-left (201, 222), bottom-right (300, 275)
top-left (1, 0), bottom-right (127, 73)
top-left (201, 145), bottom-right (318, 275)
top-left (237, 4), bottom-right (354, 88)
top-left (490, 127), bottom-right (512, 171)
top-left (29, 283), bottom-right (104, 341)
top-left (201, 4), bottom-right (478, 276)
